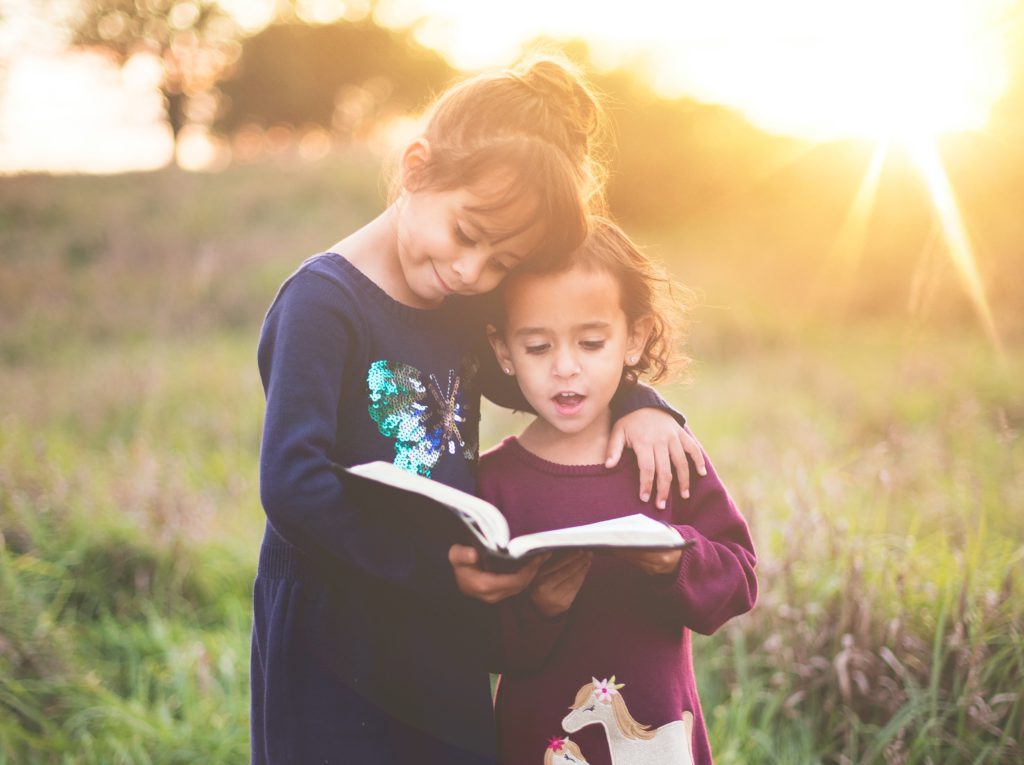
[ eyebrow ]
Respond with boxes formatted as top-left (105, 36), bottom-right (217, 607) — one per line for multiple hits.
top-left (513, 321), bottom-right (612, 337)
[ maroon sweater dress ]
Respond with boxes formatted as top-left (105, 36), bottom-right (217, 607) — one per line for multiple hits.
top-left (480, 436), bottom-right (757, 765)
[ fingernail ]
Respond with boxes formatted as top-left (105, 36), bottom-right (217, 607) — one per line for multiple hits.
top-left (641, 493), bottom-right (650, 502)
top-left (682, 490), bottom-right (690, 499)
top-left (698, 468), bottom-right (707, 476)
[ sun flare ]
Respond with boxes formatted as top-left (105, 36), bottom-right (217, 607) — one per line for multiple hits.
top-left (635, 0), bottom-right (1013, 142)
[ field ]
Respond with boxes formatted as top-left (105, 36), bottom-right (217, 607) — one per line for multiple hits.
top-left (1, 153), bottom-right (1021, 763)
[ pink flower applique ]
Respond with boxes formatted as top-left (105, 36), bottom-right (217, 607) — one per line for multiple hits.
top-left (548, 736), bottom-right (566, 752)
top-left (592, 675), bottom-right (625, 704)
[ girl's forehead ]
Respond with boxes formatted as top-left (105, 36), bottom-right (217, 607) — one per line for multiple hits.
top-left (505, 266), bottom-right (624, 321)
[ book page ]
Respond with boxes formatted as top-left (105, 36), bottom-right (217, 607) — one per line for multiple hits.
top-left (504, 513), bottom-right (685, 559)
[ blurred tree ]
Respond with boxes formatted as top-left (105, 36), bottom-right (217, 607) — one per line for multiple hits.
top-left (69, 0), bottom-right (239, 149)
top-left (213, 20), bottom-right (454, 139)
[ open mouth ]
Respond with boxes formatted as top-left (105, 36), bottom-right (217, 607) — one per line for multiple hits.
top-left (552, 392), bottom-right (585, 414)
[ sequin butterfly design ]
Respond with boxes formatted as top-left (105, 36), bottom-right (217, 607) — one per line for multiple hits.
top-left (366, 357), bottom-right (479, 477)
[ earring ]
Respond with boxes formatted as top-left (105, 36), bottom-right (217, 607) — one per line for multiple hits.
top-left (503, 367), bottom-right (513, 375)
top-left (627, 356), bottom-right (637, 365)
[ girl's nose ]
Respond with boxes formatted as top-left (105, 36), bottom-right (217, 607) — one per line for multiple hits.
top-left (553, 348), bottom-right (581, 378)
top-left (451, 252), bottom-right (487, 286)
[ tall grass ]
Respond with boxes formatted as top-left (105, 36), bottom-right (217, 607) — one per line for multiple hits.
top-left (2, 157), bottom-right (1022, 762)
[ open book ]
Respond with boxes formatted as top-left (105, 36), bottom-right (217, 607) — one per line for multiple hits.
top-left (332, 460), bottom-right (694, 571)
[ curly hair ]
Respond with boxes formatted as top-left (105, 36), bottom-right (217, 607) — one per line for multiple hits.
top-left (500, 216), bottom-right (692, 385)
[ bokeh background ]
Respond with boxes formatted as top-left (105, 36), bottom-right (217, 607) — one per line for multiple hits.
top-left (1, 1), bottom-right (1022, 762)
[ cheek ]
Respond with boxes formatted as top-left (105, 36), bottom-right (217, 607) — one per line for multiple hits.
top-left (465, 270), bottom-right (507, 296)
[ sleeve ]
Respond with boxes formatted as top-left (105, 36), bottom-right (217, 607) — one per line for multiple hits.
top-left (257, 270), bottom-right (459, 597)
top-left (645, 437), bottom-right (757, 635)
top-left (609, 382), bottom-right (686, 427)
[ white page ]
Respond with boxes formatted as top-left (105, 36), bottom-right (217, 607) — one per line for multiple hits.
top-left (505, 513), bottom-right (683, 559)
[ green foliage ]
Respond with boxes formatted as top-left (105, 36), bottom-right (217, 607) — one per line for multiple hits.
top-left (1, 158), bottom-right (1021, 763)
top-left (213, 20), bottom-right (454, 136)
top-left (69, 0), bottom-right (238, 139)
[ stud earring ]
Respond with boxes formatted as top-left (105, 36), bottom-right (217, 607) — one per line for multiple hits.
top-left (503, 367), bottom-right (513, 375)
top-left (627, 356), bottom-right (637, 365)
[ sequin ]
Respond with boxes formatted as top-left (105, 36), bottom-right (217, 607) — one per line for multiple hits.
top-left (367, 358), bottom-right (478, 476)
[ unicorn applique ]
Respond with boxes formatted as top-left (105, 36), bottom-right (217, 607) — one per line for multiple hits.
top-left (544, 736), bottom-right (590, 764)
top-left (560, 677), bottom-right (694, 765)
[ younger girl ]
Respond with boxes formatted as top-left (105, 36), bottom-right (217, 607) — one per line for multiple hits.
top-left (252, 59), bottom-right (701, 765)
top-left (482, 218), bottom-right (758, 765)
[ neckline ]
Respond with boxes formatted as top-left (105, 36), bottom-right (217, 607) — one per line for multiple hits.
top-left (323, 251), bottom-right (447, 321)
top-left (502, 435), bottom-right (627, 476)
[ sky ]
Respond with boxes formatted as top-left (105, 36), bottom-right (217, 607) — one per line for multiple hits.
top-left (0, 0), bottom-right (1020, 173)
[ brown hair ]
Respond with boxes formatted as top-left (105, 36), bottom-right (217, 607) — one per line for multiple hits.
top-left (497, 216), bottom-right (692, 385)
top-left (399, 54), bottom-right (607, 265)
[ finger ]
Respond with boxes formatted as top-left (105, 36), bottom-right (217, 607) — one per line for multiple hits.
top-left (510, 555), bottom-right (546, 584)
top-left (605, 424), bottom-right (626, 468)
top-left (542, 555), bottom-right (592, 592)
top-left (538, 551), bottom-right (588, 576)
top-left (634, 444), bottom-right (655, 503)
top-left (556, 552), bottom-right (592, 580)
top-left (668, 436), bottom-right (690, 499)
top-left (567, 554), bottom-right (593, 583)
top-left (682, 431), bottom-right (707, 477)
top-left (448, 544), bottom-right (479, 567)
top-left (653, 442), bottom-right (673, 510)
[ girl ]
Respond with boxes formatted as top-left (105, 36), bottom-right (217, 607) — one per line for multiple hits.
top-left (482, 218), bottom-right (758, 765)
top-left (252, 59), bottom-right (702, 765)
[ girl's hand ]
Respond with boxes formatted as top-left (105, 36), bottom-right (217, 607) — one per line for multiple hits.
top-left (529, 551), bottom-right (593, 618)
top-left (606, 409), bottom-right (706, 509)
top-left (448, 544), bottom-right (545, 604)
top-left (615, 547), bottom-right (683, 577)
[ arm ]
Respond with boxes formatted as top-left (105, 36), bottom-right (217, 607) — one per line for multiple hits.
top-left (258, 269), bottom-right (457, 596)
top-left (619, 441), bottom-right (757, 635)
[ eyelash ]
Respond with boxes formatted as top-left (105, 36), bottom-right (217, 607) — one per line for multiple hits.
top-left (523, 340), bottom-right (605, 355)
top-left (454, 223), bottom-right (475, 246)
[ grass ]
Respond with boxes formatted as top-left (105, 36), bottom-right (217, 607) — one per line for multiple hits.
top-left (1, 155), bottom-right (1022, 763)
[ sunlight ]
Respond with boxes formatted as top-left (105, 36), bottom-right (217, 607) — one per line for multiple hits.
top-left (0, 51), bottom-right (173, 174)
top-left (904, 136), bottom-right (1005, 356)
top-left (380, 0), bottom-right (1013, 142)
top-left (640, 0), bottom-right (1011, 142)
top-left (817, 141), bottom-right (889, 298)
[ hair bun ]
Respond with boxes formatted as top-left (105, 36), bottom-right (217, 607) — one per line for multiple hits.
top-left (514, 56), bottom-right (602, 161)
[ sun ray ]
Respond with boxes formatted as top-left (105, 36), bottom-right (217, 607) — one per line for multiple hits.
top-left (814, 140), bottom-right (889, 304)
top-left (903, 136), bottom-right (1005, 358)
